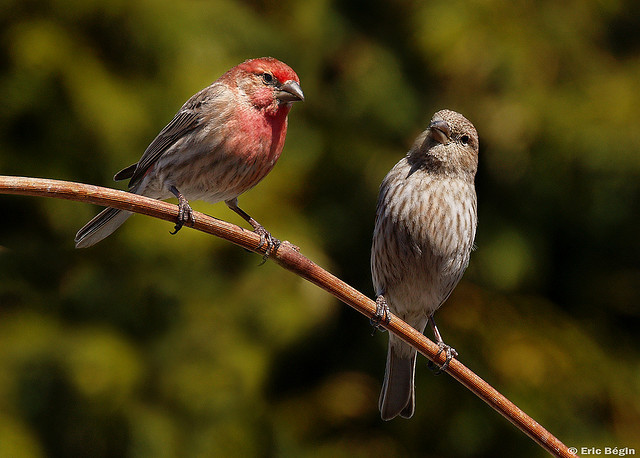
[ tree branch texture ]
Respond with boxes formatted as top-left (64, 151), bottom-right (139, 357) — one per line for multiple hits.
top-left (0, 175), bottom-right (577, 458)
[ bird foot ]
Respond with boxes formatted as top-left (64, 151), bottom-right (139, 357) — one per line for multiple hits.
top-left (170, 194), bottom-right (195, 235)
top-left (370, 295), bottom-right (390, 335)
top-left (427, 342), bottom-right (458, 375)
top-left (254, 225), bottom-right (281, 265)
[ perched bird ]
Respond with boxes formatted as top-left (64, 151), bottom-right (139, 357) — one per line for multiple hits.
top-left (371, 109), bottom-right (479, 420)
top-left (75, 57), bottom-right (304, 251)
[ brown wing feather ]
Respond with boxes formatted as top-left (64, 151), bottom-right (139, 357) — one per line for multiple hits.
top-left (124, 86), bottom-right (219, 189)
top-left (113, 164), bottom-right (137, 181)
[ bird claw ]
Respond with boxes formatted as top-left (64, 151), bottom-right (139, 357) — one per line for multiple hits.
top-left (170, 196), bottom-right (195, 235)
top-left (427, 342), bottom-right (458, 375)
top-left (254, 225), bottom-right (281, 265)
top-left (370, 295), bottom-right (391, 335)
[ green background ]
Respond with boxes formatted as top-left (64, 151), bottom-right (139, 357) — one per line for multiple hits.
top-left (1, 0), bottom-right (639, 456)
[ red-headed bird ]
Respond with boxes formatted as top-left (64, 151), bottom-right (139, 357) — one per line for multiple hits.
top-left (75, 57), bottom-right (303, 251)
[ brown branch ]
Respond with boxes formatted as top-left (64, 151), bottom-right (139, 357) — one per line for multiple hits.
top-left (0, 175), bottom-right (577, 458)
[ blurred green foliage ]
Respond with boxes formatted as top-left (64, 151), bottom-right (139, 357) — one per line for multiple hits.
top-left (1, 0), bottom-right (639, 456)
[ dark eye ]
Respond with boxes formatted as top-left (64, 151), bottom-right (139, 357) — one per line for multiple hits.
top-left (460, 135), bottom-right (470, 145)
top-left (262, 72), bottom-right (274, 84)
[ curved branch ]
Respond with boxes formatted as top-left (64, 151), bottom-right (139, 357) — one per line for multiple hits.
top-left (0, 175), bottom-right (576, 458)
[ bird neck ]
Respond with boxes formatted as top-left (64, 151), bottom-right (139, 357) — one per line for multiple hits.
top-left (407, 152), bottom-right (475, 183)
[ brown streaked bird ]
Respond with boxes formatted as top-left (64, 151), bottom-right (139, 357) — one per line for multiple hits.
top-left (75, 57), bottom-right (303, 251)
top-left (371, 109), bottom-right (479, 420)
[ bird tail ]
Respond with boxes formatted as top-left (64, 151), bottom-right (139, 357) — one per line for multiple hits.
top-left (379, 340), bottom-right (416, 420)
top-left (75, 207), bottom-right (132, 248)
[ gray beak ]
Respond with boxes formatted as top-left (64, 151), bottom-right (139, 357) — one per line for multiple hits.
top-left (276, 80), bottom-right (304, 103)
top-left (429, 120), bottom-right (451, 144)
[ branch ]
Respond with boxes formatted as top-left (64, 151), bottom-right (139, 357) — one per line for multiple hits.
top-left (0, 175), bottom-right (576, 458)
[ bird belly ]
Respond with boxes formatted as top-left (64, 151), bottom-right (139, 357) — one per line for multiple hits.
top-left (145, 136), bottom-right (278, 204)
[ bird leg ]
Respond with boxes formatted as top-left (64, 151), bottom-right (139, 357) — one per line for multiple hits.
top-left (427, 314), bottom-right (458, 375)
top-left (169, 185), bottom-right (195, 234)
top-left (225, 198), bottom-right (280, 263)
top-left (370, 294), bottom-right (391, 334)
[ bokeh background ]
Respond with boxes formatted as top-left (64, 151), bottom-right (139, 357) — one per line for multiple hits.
top-left (1, 0), bottom-right (639, 456)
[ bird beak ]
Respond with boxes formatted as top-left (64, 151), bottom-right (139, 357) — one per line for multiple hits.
top-left (429, 120), bottom-right (451, 144)
top-left (276, 80), bottom-right (304, 103)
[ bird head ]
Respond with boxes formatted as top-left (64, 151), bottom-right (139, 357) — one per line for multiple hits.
top-left (231, 57), bottom-right (304, 116)
top-left (409, 109), bottom-right (479, 178)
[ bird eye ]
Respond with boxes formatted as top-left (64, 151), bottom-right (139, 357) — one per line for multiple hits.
top-left (262, 72), bottom-right (274, 84)
top-left (460, 135), bottom-right (470, 145)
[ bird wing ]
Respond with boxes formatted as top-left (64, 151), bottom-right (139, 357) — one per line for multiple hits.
top-left (124, 86), bottom-right (218, 189)
top-left (126, 110), bottom-right (202, 189)
top-left (113, 163), bottom-right (136, 181)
